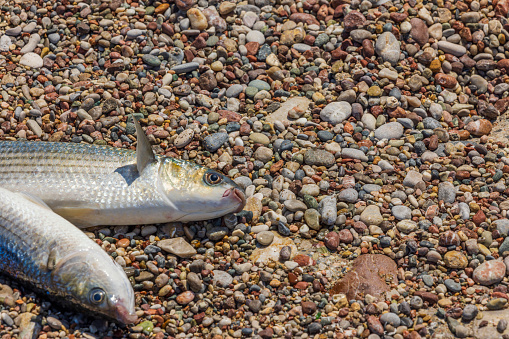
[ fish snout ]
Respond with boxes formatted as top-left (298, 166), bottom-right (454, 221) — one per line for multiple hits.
top-left (114, 303), bottom-right (138, 324)
top-left (223, 188), bottom-right (246, 213)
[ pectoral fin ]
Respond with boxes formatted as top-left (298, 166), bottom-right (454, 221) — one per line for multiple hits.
top-left (46, 248), bottom-right (58, 271)
top-left (132, 115), bottom-right (156, 174)
top-left (52, 207), bottom-right (100, 229)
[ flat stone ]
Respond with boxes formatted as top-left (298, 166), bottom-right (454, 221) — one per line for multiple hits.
top-left (226, 84), bottom-right (243, 98)
top-left (171, 62), bottom-right (199, 74)
top-left (249, 133), bottom-right (270, 145)
top-left (19, 53), bottom-right (43, 68)
top-left (250, 232), bottom-right (297, 263)
top-left (174, 129), bottom-right (194, 148)
top-left (304, 149), bottom-right (335, 167)
top-left (248, 79), bottom-right (270, 91)
top-left (403, 170), bottom-right (423, 187)
top-left (392, 206), bottom-right (412, 220)
top-left (320, 195), bottom-right (337, 226)
top-left (26, 120), bottom-right (42, 137)
top-left (266, 97), bottom-right (311, 124)
top-left (157, 237), bottom-right (197, 258)
top-left (331, 254), bottom-right (398, 301)
top-left (410, 18), bottom-right (429, 45)
top-left (341, 148), bottom-right (368, 161)
top-left (246, 30), bottom-right (265, 45)
top-left (396, 220), bottom-right (418, 233)
top-left (212, 270), bottom-right (233, 288)
top-left (374, 122), bottom-right (404, 140)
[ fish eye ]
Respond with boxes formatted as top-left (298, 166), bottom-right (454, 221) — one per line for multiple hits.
top-left (205, 172), bottom-right (223, 185)
top-left (89, 288), bottom-right (106, 305)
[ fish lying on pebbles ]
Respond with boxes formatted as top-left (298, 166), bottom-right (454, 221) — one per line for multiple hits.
top-left (0, 118), bottom-right (245, 228)
top-left (0, 187), bottom-right (137, 324)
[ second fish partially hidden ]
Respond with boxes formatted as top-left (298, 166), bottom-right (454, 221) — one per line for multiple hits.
top-left (0, 118), bottom-right (245, 228)
top-left (0, 187), bottom-right (137, 324)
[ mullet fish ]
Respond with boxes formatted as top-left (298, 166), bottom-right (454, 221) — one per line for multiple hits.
top-left (0, 187), bottom-right (137, 324)
top-left (0, 118), bottom-right (245, 228)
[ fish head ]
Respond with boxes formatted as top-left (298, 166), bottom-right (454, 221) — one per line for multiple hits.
top-left (159, 158), bottom-right (246, 220)
top-left (52, 250), bottom-right (137, 324)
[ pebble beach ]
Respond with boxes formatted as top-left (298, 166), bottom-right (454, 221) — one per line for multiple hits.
top-left (1, 0), bottom-right (509, 338)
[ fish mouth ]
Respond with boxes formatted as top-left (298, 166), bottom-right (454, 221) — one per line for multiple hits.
top-left (223, 188), bottom-right (246, 213)
top-left (114, 304), bottom-right (138, 324)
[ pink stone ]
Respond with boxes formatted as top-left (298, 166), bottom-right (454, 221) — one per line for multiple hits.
top-left (338, 229), bottom-right (353, 244)
top-left (325, 231), bottom-right (339, 250)
top-left (466, 119), bottom-right (493, 136)
top-left (289, 13), bottom-right (320, 25)
top-left (343, 10), bottom-right (365, 30)
top-left (425, 205), bottom-right (439, 219)
top-left (176, 291), bottom-right (195, 304)
top-left (203, 7), bottom-right (226, 32)
top-left (331, 254), bottom-right (398, 301)
top-left (439, 231), bottom-right (460, 247)
top-left (367, 315), bottom-right (384, 335)
top-left (218, 110), bottom-right (242, 122)
top-left (473, 260), bottom-right (506, 286)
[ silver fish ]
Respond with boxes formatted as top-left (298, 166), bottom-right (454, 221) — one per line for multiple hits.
top-left (0, 118), bottom-right (245, 228)
top-left (0, 188), bottom-right (137, 324)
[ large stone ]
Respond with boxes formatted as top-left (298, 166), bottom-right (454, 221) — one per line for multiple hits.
top-left (320, 101), bottom-right (351, 125)
top-left (244, 196), bottom-right (262, 221)
top-left (375, 32), bottom-right (401, 65)
top-left (410, 18), bottom-right (429, 45)
top-left (344, 10), bottom-right (366, 30)
top-left (250, 232), bottom-right (297, 263)
top-left (437, 41), bottom-right (467, 56)
top-left (338, 188), bottom-right (358, 202)
top-left (331, 254), bottom-right (398, 300)
top-left (473, 260), bottom-right (506, 286)
top-left (157, 237), bottom-right (197, 258)
top-left (466, 119), bottom-right (493, 136)
top-left (374, 122), bottom-right (404, 140)
top-left (212, 270), bottom-right (233, 288)
top-left (187, 8), bottom-right (208, 30)
top-left (494, 219), bottom-right (509, 237)
top-left (444, 251), bottom-right (468, 269)
top-left (360, 205), bottom-right (383, 226)
top-left (438, 182), bottom-right (456, 204)
top-left (403, 170), bottom-right (423, 187)
top-left (16, 312), bottom-right (41, 339)
top-left (304, 149), bottom-right (335, 167)
top-left (320, 195), bottom-right (337, 226)
top-left (203, 133), bottom-right (228, 152)
top-left (19, 53), bottom-right (43, 68)
top-left (341, 148), bottom-right (368, 161)
top-left (266, 97), bottom-right (311, 124)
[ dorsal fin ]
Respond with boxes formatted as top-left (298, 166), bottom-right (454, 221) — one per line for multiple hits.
top-left (132, 115), bottom-right (156, 174)
top-left (17, 192), bottom-right (51, 210)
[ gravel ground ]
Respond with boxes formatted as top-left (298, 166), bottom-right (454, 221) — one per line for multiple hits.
top-left (2, 0), bottom-right (509, 338)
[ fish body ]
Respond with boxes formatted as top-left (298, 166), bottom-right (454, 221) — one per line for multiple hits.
top-left (0, 140), bottom-right (245, 228)
top-left (0, 187), bottom-right (137, 324)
